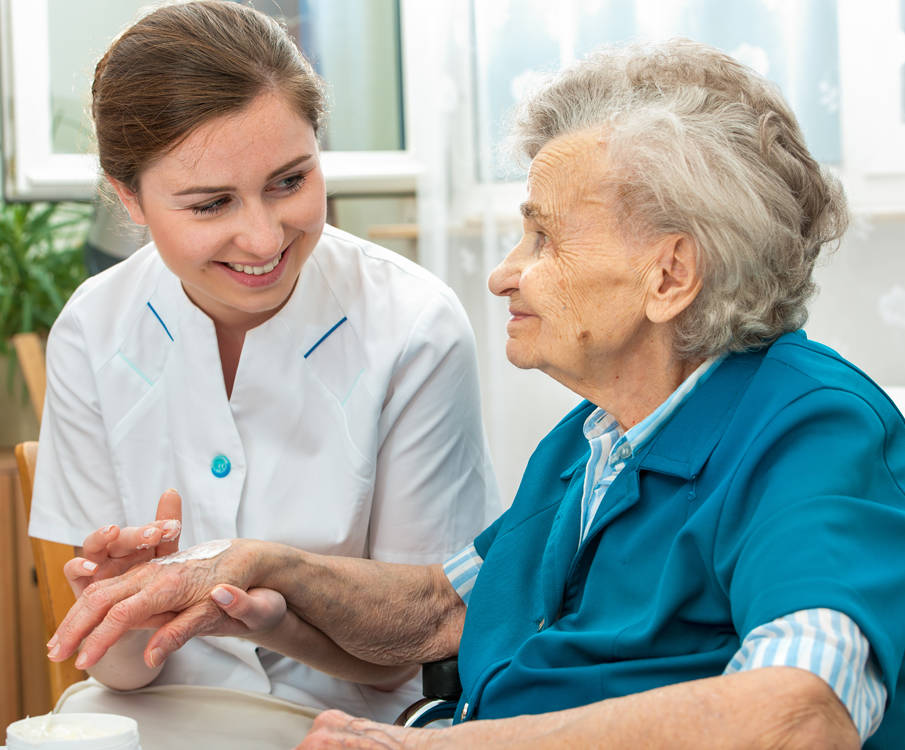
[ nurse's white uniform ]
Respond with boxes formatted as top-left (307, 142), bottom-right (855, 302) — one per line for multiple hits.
top-left (30, 224), bottom-right (500, 724)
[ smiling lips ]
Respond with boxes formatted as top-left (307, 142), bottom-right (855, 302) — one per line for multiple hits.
top-left (225, 249), bottom-right (285, 275)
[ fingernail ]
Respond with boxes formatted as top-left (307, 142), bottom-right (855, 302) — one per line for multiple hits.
top-left (102, 525), bottom-right (115, 534)
top-left (48, 644), bottom-right (60, 659)
top-left (82, 560), bottom-right (98, 572)
top-left (211, 587), bottom-right (234, 606)
top-left (74, 652), bottom-right (89, 669)
top-left (143, 527), bottom-right (155, 538)
top-left (47, 634), bottom-right (58, 649)
top-left (162, 520), bottom-right (181, 540)
top-left (136, 543), bottom-right (151, 550)
top-left (166, 488), bottom-right (179, 494)
top-left (148, 648), bottom-right (163, 667)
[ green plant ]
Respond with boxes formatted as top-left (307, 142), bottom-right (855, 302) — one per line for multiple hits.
top-left (0, 199), bottom-right (91, 386)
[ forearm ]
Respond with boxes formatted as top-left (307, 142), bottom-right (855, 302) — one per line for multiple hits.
top-left (84, 630), bottom-right (162, 690)
top-left (250, 609), bottom-right (418, 690)
top-left (429, 667), bottom-right (859, 749)
top-left (257, 544), bottom-right (465, 665)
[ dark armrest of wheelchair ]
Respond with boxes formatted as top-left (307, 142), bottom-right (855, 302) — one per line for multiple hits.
top-left (394, 657), bottom-right (462, 727)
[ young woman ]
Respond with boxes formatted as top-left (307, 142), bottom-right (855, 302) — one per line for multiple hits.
top-left (29, 0), bottom-right (498, 730)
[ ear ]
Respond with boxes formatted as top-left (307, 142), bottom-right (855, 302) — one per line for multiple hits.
top-left (106, 176), bottom-right (148, 226)
top-left (644, 234), bottom-right (702, 324)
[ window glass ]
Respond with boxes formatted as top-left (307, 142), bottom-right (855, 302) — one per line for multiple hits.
top-left (473, 0), bottom-right (841, 181)
top-left (46, 0), bottom-right (404, 156)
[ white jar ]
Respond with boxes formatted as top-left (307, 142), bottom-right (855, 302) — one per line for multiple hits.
top-left (5, 713), bottom-right (140, 750)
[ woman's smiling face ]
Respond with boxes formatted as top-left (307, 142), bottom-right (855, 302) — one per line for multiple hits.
top-left (112, 90), bottom-right (327, 332)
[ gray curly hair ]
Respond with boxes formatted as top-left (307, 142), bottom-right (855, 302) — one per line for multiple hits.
top-left (508, 39), bottom-right (848, 358)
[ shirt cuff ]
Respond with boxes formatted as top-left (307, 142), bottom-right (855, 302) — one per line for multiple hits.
top-left (724, 608), bottom-right (886, 741)
top-left (443, 543), bottom-right (483, 606)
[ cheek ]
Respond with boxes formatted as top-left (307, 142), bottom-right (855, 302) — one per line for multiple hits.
top-left (151, 221), bottom-right (219, 270)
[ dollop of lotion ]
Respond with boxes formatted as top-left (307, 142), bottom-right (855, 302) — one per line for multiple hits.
top-left (151, 539), bottom-right (231, 565)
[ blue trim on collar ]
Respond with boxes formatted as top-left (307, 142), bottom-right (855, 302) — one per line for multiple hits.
top-left (303, 316), bottom-right (348, 359)
top-left (146, 301), bottom-right (174, 342)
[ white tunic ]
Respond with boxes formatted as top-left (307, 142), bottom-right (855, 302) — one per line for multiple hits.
top-left (30, 224), bottom-right (500, 721)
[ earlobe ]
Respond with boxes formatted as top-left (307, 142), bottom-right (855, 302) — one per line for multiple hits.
top-left (646, 235), bottom-right (702, 324)
top-left (106, 176), bottom-right (148, 226)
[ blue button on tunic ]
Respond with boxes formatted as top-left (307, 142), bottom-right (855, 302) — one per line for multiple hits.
top-left (211, 454), bottom-right (231, 478)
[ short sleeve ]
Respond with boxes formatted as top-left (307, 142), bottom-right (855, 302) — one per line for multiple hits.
top-left (29, 304), bottom-right (124, 545)
top-left (716, 387), bottom-right (905, 700)
top-left (367, 290), bottom-right (501, 563)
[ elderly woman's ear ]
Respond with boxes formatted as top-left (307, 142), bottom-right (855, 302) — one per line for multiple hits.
top-left (644, 234), bottom-right (702, 324)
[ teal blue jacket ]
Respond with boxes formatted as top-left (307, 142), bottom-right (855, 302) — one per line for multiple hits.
top-left (456, 332), bottom-right (905, 747)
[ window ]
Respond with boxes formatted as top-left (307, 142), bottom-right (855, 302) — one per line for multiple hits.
top-left (0, 0), bottom-right (419, 200)
top-left (467, 0), bottom-right (905, 214)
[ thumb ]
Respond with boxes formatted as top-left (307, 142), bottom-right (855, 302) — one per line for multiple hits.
top-left (211, 584), bottom-right (287, 631)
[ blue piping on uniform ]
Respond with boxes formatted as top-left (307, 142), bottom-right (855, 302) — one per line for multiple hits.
top-left (146, 301), bottom-right (174, 341)
top-left (304, 316), bottom-right (347, 359)
top-left (117, 351), bottom-right (154, 386)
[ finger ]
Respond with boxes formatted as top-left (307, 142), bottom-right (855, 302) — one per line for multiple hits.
top-left (106, 525), bottom-right (164, 557)
top-left (155, 490), bottom-right (182, 556)
top-left (210, 585), bottom-right (286, 631)
top-left (62, 558), bottom-right (100, 596)
top-left (49, 567), bottom-right (155, 662)
top-left (79, 525), bottom-right (120, 561)
top-left (69, 571), bottom-right (194, 669)
top-left (145, 600), bottom-right (225, 667)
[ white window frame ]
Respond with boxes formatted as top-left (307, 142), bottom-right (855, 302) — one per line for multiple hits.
top-left (449, 0), bottom-right (905, 220)
top-left (835, 0), bottom-right (905, 214)
top-left (0, 0), bottom-right (422, 201)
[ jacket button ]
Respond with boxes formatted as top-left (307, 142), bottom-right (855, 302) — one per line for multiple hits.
top-left (460, 702), bottom-right (469, 721)
top-left (537, 617), bottom-right (545, 631)
top-left (211, 454), bottom-right (231, 478)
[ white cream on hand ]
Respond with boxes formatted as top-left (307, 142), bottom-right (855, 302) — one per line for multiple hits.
top-left (151, 538), bottom-right (231, 565)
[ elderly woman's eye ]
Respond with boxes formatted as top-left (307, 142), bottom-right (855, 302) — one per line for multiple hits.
top-left (534, 232), bottom-right (550, 252)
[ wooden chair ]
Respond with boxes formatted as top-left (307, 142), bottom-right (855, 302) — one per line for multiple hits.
top-left (11, 332), bottom-right (46, 423)
top-left (14, 441), bottom-right (85, 704)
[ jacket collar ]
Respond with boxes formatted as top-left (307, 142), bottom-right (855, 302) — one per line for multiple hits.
top-left (636, 348), bottom-right (767, 479)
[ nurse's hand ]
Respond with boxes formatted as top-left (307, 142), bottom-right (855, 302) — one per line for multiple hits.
top-left (208, 584), bottom-right (287, 636)
top-left (63, 489), bottom-right (182, 598)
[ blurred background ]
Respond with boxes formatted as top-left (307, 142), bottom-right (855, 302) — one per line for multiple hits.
top-left (1, 0), bottom-right (904, 729)
top-left (1, 0), bottom-right (904, 506)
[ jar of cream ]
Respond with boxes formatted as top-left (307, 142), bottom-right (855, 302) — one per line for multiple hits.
top-left (5, 713), bottom-right (140, 749)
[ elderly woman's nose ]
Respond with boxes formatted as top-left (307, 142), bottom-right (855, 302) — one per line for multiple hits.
top-left (488, 245), bottom-right (523, 296)
top-left (234, 202), bottom-right (284, 258)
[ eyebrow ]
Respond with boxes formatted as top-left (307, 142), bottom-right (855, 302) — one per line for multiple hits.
top-left (173, 154), bottom-right (314, 196)
top-left (519, 201), bottom-right (553, 225)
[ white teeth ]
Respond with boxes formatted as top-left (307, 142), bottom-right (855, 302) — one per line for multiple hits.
top-left (226, 251), bottom-right (283, 275)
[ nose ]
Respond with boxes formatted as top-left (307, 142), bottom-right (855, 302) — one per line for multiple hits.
top-left (488, 237), bottom-right (526, 297)
top-left (233, 199), bottom-right (284, 259)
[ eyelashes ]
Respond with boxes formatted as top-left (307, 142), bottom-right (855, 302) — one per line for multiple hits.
top-left (190, 172), bottom-right (307, 216)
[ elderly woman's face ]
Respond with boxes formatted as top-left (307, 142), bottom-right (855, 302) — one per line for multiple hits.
top-left (488, 130), bottom-right (668, 389)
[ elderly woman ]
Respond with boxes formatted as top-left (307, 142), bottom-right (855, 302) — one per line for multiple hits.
top-left (49, 39), bottom-right (905, 748)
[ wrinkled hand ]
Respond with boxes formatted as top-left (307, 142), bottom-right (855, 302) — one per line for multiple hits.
top-left (49, 536), bottom-right (263, 670)
top-left (296, 710), bottom-right (424, 749)
top-left (63, 489), bottom-right (182, 598)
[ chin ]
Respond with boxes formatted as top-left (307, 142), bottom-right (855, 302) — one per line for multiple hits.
top-left (505, 342), bottom-right (539, 371)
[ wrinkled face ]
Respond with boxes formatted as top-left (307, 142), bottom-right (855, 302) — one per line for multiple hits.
top-left (114, 91), bottom-right (327, 331)
top-left (488, 130), bottom-right (663, 389)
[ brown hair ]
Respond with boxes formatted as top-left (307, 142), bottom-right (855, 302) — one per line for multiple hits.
top-left (92, 0), bottom-right (327, 191)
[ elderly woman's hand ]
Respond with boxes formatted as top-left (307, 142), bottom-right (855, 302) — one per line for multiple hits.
top-left (48, 536), bottom-right (269, 670)
top-left (62, 489), bottom-right (182, 599)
